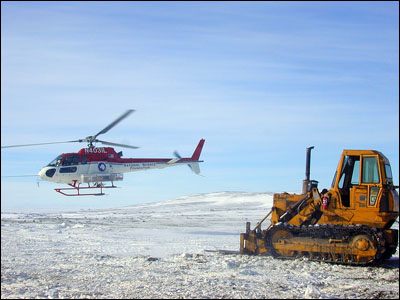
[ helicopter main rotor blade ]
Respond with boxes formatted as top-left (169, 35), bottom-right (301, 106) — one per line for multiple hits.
top-left (2, 109), bottom-right (136, 150)
top-left (96, 139), bottom-right (139, 149)
top-left (2, 175), bottom-right (39, 177)
top-left (1, 140), bottom-right (81, 149)
top-left (92, 109), bottom-right (135, 140)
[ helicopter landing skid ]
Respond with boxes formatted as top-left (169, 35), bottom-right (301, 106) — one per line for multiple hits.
top-left (54, 181), bottom-right (118, 196)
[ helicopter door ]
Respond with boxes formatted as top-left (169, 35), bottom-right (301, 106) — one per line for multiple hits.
top-left (58, 155), bottom-right (80, 182)
top-left (78, 155), bottom-right (90, 181)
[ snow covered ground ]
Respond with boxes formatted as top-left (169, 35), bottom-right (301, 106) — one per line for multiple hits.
top-left (1, 191), bottom-right (399, 299)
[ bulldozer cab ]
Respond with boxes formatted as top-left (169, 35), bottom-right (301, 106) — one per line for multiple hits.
top-left (330, 150), bottom-right (398, 227)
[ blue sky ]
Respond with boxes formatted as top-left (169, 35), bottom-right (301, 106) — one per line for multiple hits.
top-left (1, 1), bottom-right (399, 210)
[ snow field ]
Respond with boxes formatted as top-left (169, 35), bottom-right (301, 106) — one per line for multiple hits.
top-left (1, 192), bottom-right (399, 299)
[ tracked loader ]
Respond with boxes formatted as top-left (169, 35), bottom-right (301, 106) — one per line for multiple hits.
top-left (240, 147), bottom-right (399, 265)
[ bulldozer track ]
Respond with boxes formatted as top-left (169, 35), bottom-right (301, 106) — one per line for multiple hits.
top-left (265, 223), bottom-right (388, 266)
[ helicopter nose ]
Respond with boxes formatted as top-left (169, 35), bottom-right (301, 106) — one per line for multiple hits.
top-left (38, 167), bottom-right (56, 180)
top-left (38, 168), bottom-right (46, 179)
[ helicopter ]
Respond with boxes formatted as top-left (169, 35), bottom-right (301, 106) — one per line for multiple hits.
top-left (2, 109), bottom-right (205, 196)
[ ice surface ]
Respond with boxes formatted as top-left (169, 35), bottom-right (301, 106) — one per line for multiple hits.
top-left (1, 191), bottom-right (399, 299)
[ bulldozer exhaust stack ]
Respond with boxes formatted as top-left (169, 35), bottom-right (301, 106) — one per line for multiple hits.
top-left (302, 146), bottom-right (314, 194)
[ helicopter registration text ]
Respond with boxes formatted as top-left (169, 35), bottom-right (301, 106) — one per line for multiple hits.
top-left (85, 147), bottom-right (107, 154)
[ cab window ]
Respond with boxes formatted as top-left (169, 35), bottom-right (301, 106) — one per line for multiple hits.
top-left (62, 155), bottom-right (80, 166)
top-left (384, 164), bottom-right (393, 184)
top-left (362, 157), bottom-right (380, 184)
top-left (48, 155), bottom-right (63, 167)
top-left (338, 156), bottom-right (360, 189)
top-left (331, 171), bottom-right (337, 188)
top-left (338, 155), bottom-right (360, 207)
top-left (351, 160), bottom-right (360, 185)
top-left (60, 167), bottom-right (77, 173)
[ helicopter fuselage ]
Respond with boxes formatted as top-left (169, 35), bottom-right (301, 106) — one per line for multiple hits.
top-left (3, 109), bottom-right (205, 196)
top-left (38, 141), bottom-right (204, 185)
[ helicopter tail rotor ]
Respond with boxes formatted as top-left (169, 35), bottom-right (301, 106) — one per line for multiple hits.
top-left (173, 151), bottom-right (202, 175)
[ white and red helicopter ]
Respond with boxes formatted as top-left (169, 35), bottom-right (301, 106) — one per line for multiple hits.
top-left (2, 109), bottom-right (205, 196)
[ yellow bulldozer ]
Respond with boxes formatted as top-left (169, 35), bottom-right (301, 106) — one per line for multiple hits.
top-left (240, 147), bottom-right (399, 265)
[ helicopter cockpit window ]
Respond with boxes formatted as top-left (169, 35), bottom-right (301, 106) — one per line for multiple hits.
top-left (62, 155), bottom-right (80, 166)
top-left (48, 156), bottom-right (63, 167)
